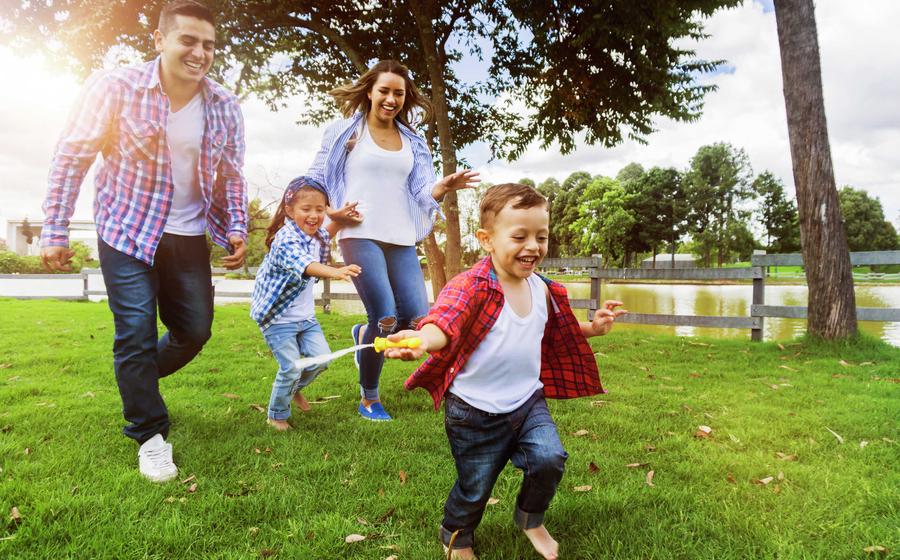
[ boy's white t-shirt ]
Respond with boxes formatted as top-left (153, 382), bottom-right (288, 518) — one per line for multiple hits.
top-left (164, 92), bottom-right (207, 236)
top-left (448, 273), bottom-right (548, 413)
top-left (338, 124), bottom-right (416, 246)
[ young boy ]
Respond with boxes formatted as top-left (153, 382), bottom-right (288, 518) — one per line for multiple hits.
top-left (384, 183), bottom-right (626, 560)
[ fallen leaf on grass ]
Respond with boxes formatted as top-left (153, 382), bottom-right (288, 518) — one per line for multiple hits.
top-left (357, 517), bottom-right (369, 526)
top-left (180, 475), bottom-right (196, 484)
top-left (839, 360), bottom-right (851, 367)
top-left (689, 373), bottom-right (702, 378)
top-left (375, 508), bottom-right (396, 523)
top-left (260, 548), bottom-right (276, 557)
top-left (588, 462), bottom-right (600, 474)
top-left (752, 477), bottom-right (774, 485)
top-left (645, 444), bottom-right (656, 452)
top-left (345, 534), bottom-right (366, 544)
top-left (7, 376), bottom-right (21, 382)
top-left (572, 429), bottom-right (590, 437)
top-left (248, 527), bottom-right (259, 536)
top-left (773, 484), bottom-right (781, 494)
top-left (9, 507), bottom-right (21, 524)
top-left (777, 343), bottom-right (786, 351)
top-left (82, 391), bottom-right (95, 398)
top-left (775, 452), bottom-right (798, 461)
top-left (779, 365), bottom-right (797, 372)
top-left (590, 400), bottom-right (609, 407)
top-left (625, 463), bottom-right (647, 468)
top-left (862, 545), bottom-right (889, 554)
top-left (186, 483), bottom-right (198, 493)
top-left (23, 448), bottom-right (31, 455)
top-left (694, 425), bottom-right (713, 439)
top-left (385, 556), bottom-right (398, 560)
top-left (860, 440), bottom-right (869, 449)
top-left (573, 485), bottom-right (592, 492)
top-left (645, 471), bottom-right (655, 487)
top-left (487, 497), bottom-right (500, 505)
top-left (249, 404), bottom-right (265, 413)
top-left (825, 427), bottom-right (845, 444)
top-left (726, 473), bottom-right (737, 484)
top-left (859, 362), bottom-right (874, 366)
top-left (0, 363), bottom-right (11, 369)
top-left (399, 470), bottom-right (407, 485)
top-left (222, 393), bottom-right (240, 399)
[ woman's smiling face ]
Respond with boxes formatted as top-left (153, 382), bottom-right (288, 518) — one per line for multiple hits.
top-left (367, 72), bottom-right (406, 125)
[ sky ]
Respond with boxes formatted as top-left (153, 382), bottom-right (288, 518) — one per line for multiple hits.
top-left (1, 0), bottom-right (897, 243)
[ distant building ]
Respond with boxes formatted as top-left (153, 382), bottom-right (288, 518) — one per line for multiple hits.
top-left (5, 218), bottom-right (98, 258)
top-left (641, 253), bottom-right (698, 269)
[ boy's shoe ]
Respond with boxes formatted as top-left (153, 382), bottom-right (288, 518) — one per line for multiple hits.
top-left (358, 401), bottom-right (392, 421)
top-left (350, 323), bottom-right (364, 371)
top-left (138, 434), bottom-right (178, 483)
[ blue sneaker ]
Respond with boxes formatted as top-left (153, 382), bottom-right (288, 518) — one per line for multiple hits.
top-left (350, 323), bottom-right (364, 371)
top-left (358, 401), bottom-right (393, 422)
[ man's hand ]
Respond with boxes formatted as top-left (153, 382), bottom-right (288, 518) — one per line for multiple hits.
top-left (222, 236), bottom-right (246, 270)
top-left (588, 300), bottom-right (627, 337)
top-left (41, 246), bottom-right (76, 272)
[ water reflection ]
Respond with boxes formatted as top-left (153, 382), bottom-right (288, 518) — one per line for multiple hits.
top-left (565, 282), bottom-right (900, 347)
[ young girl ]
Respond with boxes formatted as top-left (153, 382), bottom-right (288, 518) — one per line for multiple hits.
top-left (250, 176), bottom-right (362, 430)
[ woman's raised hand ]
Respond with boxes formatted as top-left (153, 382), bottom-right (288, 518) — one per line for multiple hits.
top-left (432, 169), bottom-right (481, 201)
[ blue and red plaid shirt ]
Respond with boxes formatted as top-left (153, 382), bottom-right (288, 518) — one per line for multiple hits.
top-left (41, 58), bottom-right (248, 264)
top-left (405, 256), bottom-right (605, 409)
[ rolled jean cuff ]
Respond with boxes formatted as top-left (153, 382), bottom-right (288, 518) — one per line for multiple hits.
top-left (439, 525), bottom-right (474, 549)
top-left (514, 506), bottom-right (545, 530)
top-left (360, 386), bottom-right (380, 401)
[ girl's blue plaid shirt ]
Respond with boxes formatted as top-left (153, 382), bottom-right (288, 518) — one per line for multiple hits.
top-left (250, 221), bottom-right (330, 329)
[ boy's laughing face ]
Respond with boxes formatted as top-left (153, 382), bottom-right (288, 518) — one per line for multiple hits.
top-left (477, 200), bottom-right (549, 282)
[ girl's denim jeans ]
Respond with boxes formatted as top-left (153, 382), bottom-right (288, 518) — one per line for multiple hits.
top-left (439, 390), bottom-right (568, 550)
top-left (339, 238), bottom-right (429, 400)
top-left (262, 319), bottom-right (330, 420)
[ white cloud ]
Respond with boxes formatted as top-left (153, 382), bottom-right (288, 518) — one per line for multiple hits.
top-left (1, 0), bottom-right (898, 241)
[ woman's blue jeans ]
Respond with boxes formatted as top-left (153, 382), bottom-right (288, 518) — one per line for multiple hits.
top-left (439, 390), bottom-right (568, 550)
top-left (339, 238), bottom-right (429, 400)
top-left (98, 234), bottom-right (213, 445)
top-left (261, 319), bottom-right (331, 420)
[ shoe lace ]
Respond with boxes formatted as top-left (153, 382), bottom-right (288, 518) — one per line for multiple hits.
top-left (143, 444), bottom-right (174, 468)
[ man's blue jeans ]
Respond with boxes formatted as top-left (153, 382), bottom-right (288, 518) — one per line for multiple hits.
top-left (98, 234), bottom-right (213, 445)
top-left (440, 390), bottom-right (568, 549)
top-left (339, 238), bottom-right (429, 400)
top-left (261, 319), bottom-right (331, 420)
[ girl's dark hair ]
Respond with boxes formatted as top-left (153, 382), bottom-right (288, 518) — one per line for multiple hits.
top-left (264, 180), bottom-right (328, 249)
top-left (329, 60), bottom-right (433, 129)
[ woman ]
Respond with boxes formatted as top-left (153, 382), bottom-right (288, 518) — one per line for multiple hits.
top-left (308, 59), bottom-right (478, 421)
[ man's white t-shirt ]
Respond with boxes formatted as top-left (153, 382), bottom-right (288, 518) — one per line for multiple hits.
top-left (164, 93), bottom-right (207, 236)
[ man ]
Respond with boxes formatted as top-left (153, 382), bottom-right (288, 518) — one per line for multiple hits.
top-left (40, 0), bottom-right (248, 482)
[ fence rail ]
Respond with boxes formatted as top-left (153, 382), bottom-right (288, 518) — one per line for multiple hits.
top-left (2, 250), bottom-right (898, 340)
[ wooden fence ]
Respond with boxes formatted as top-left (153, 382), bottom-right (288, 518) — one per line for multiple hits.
top-left (2, 250), bottom-right (899, 341)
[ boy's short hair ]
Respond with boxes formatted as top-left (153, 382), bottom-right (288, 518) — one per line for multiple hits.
top-left (158, 1), bottom-right (215, 34)
top-left (479, 183), bottom-right (549, 229)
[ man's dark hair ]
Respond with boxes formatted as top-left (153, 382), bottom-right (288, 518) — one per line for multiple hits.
top-left (158, 1), bottom-right (215, 34)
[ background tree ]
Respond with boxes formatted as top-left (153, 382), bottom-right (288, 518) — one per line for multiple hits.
top-left (628, 167), bottom-right (687, 267)
top-left (536, 177), bottom-right (562, 258)
top-left (572, 176), bottom-right (634, 266)
top-left (753, 171), bottom-right (800, 253)
top-left (209, 198), bottom-right (271, 273)
top-left (552, 172), bottom-right (593, 257)
top-left (615, 162), bottom-right (645, 185)
top-left (837, 186), bottom-right (900, 252)
top-left (4, 0), bottom-right (740, 289)
top-left (774, 0), bottom-right (856, 339)
top-left (684, 142), bottom-right (753, 266)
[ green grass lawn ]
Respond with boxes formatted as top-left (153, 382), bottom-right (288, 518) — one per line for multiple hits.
top-left (1, 299), bottom-right (898, 559)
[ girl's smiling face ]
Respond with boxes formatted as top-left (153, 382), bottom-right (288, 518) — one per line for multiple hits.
top-left (285, 188), bottom-right (328, 236)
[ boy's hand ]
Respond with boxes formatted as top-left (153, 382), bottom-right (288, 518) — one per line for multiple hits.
top-left (383, 330), bottom-right (427, 360)
top-left (327, 201), bottom-right (363, 224)
top-left (334, 264), bottom-right (361, 280)
top-left (589, 300), bottom-right (627, 336)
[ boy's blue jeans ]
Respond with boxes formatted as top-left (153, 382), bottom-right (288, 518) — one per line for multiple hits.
top-left (338, 238), bottom-right (429, 400)
top-left (262, 319), bottom-right (330, 420)
top-left (98, 234), bottom-right (213, 445)
top-left (440, 389), bottom-right (568, 549)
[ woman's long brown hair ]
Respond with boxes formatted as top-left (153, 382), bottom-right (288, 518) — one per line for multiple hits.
top-left (329, 59), bottom-right (433, 129)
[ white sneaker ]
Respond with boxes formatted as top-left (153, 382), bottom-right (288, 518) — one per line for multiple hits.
top-left (138, 434), bottom-right (178, 482)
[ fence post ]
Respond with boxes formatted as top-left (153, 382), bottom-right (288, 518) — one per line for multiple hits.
top-left (82, 270), bottom-right (89, 300)
top-left (589, 254), bottom-right (602, 320)
top-left (322, 277), bottom-right (332, 314)
top-left (751, 250), bottom-right (766, 341)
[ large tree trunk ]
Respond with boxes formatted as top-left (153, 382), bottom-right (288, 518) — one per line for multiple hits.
top-left (409, 0), bottom-right (463, 285)
top-left (774, 0), bottom-right (857, 339)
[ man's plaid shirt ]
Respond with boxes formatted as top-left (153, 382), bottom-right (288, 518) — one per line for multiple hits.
top-left (250, 222), bottom-right (330, 330)
top-left (41, 58), bottom-right (248, 264)
top-left (405, 256), bottom-right (605, 409)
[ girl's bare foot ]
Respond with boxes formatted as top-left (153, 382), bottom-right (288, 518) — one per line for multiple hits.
top-left (524, 525), bottom-right (558, 560)
top-left (442, 545), bottom-right (477, 560)
top-left (292, 391), bottom-right (311, 412)
top-left (266, 418), bottom-right (291, 431)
